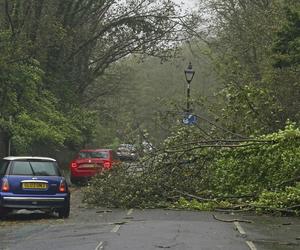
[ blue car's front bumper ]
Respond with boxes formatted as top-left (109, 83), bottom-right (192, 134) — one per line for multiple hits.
top-left (0, 192), bottom-right (70, 209)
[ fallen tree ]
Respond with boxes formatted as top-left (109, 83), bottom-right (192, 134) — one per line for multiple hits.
top-left (83, 124), bottom-right (300, 215)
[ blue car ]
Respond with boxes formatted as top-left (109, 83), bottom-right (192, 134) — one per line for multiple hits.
top-left (0, 156), bottom-right (70, 218)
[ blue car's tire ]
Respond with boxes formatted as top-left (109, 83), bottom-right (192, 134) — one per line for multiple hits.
top-left (0, 207), bottom-right (11, 219)
top-left (58, 200), bottom-right (70, 218)
top-left (70, 176), bottom-right (79, 185)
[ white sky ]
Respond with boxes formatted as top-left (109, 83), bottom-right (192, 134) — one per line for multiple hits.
top-left (173, 0), bottom-right (198, 9)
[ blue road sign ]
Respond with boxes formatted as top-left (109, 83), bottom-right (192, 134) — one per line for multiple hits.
top-left (183, 114), bottom-right (197, 125)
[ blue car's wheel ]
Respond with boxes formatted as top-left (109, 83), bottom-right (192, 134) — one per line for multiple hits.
top-left (71, 176), bottom-right (80, 185)
top-left (0, 207), bottom-right (11, 219)
top-left (58, 200), bottom-right (70, 218)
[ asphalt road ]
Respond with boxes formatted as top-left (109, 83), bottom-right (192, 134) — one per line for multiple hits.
top-left (0, 188), bottom-right (299, 250)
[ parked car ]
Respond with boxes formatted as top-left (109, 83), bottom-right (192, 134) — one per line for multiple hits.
top-left (0, 156), bottom-right (70, 218)
top-left (116, 144), bottom-right (137, 161)
top-left (142, 141), bottom-right (154, 153)
top-left (69, 149), bottom-right (120, 183)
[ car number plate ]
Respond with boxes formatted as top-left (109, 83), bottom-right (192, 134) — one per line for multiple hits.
top-left (22, 182), bottom-right (48, 189)
top-left (80, 164), bottom-right (99, 168)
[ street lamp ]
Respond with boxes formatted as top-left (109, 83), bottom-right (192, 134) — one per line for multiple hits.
top-left (184, 62), bottom-right (195, 113)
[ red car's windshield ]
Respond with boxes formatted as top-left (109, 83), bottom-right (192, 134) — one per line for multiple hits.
top-left (78, 151), bottom-right (108, 159)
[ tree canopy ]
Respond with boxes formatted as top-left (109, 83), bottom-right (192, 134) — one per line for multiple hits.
top-left (0, 0), bottom-right (194, 155)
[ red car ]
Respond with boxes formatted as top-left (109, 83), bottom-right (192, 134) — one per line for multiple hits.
top-left (69, 149), bottom-right (119, 184)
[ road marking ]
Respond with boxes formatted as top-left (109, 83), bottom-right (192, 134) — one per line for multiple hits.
top-left (109, 209), bottom-right (132, 233)
top-left (232, 221), bottom-right (256, 249)
top-left (95, 241), bottom-right (103, 250)
top-left (234, 221), bottom-right (246, 236)
top-left (127, 208), bottom-right (133, 215)
top-left (246, 241), bottom-right (257, 250)
top-left (111, 225), bottom-right (121, 233)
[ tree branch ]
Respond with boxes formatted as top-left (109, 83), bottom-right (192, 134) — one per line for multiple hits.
top-left (4, 0), bottom-right (15, 37)
top-left (213, 214), bottom-right (253, 223)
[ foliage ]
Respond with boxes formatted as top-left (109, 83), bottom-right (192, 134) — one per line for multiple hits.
top-left (0, 0), bottom-right (193, 155)
top-left (273, 1), bottom-right (300, 68)
top-left (173, 197), bottom-right (231, 211)
top-left (83, 164), bottom-right (169, 208)
top-left (209, 124), bottom-right (300, 196)
top-left (253, 184), bottom-right (300, 215)
top-left (0, 28), bottom-right (95, 154)
top-left (84, 124), bottom-right (300, 214)
top-left (270, 1), bottom-right (300, 124)
top-left (195, 0), bottom-right (299, 135)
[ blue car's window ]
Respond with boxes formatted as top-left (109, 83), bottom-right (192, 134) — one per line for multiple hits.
top-left (79, 152), bottom-right (108, 159)
top-left (11, 161), bottom-right (59, 176)
top-left (30, 161), bottom-right (58, 176)
top-left (0, 160), bottom-right (9, 176)
top-left (11, 161), bottom-right (33, 175)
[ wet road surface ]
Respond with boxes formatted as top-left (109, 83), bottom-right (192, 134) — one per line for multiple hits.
top-left (0, 188), bottom-right (299, 250)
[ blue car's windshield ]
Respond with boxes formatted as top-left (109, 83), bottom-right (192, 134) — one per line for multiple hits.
top-left (11, 160), bottom-right (60, 176)
top-left (0, 160), bottom-right (9, 176)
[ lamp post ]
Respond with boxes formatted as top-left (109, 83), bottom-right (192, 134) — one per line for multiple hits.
top-left (8, 115), bottom-right (12, 156)
top-left (184, 62), bottom-right (195, 114)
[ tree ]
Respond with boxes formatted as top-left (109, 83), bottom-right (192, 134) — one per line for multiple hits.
top-left (273, 0), bottom-right (300, 68)
top-left (0, 29), bottom-right (82, 154)
top-left (193, 0), bottom-right (299, 135)
top-left (0, 0), bottom-right (195, 154)
top-left (1, 0), bottom-right (189, 103)
top-left (271, 0), bottom-right (300, 125)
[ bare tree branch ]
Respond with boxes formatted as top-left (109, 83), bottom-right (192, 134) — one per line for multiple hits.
top-left (4, 0), bottom-right (15, 37)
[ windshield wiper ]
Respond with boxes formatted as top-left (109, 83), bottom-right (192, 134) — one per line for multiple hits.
top-left (28, 161), bottom-right (37, 176)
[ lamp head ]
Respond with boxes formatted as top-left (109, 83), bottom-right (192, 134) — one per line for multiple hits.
top-left (184, 62), bottom-right (195, 83)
